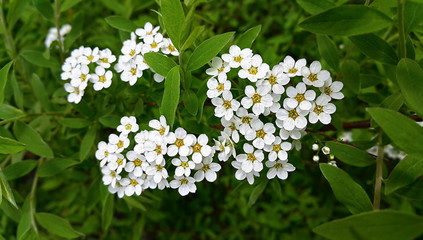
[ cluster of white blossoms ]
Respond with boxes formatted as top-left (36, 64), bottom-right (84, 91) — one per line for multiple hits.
top-left (45, 24), bottom-right (72, 48)
top-left (60, 46), bottom-right (116, 103)
top-left (96, 115), bottom-right (222, 197)
top-left (114, 22), bottom-right (179, 86)
top-left (207, 45), bottom-right (344, 184)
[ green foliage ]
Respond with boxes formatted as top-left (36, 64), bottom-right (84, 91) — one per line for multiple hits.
top-left (105, 16), bottom-right (137, 32)
top-left (3, 160), bottom-right (37, 180)
top-left (161, 0), bottom-right (185, 49)
top-left (35, 212), bottom-right (83, 239)
top-left (341, 60), bottom-right (360, 94)
top-left (0, 136), bottom-right (25, 154)
top-left (326, 142), bottom-right (374, 167)
top-left (349, 34), bottom-right (399, 65)
top-left (0, 61), bottom-right (13, 107)
top-left (144, 52), bottom-right (177, 76)
top-left (316, 34), bottom-right (339, 71)
top-left (160, 66), bottom-right (180, 127)
top-left (396, 58), bottom-right (423, 117)
top-left (385, 154), bottom-right (423, 195)
top-left (236, 25), bottom-right (262, 49)
top-left (13, 121), bottom-right (54, 158)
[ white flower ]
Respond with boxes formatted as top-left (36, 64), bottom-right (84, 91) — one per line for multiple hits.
top-left (214, 132), bottom-right (236, 162)
top-left (121, 34), bottom-right (142, 62)
top-left (280, 56), bottom-right (306, 77)
top-left (276, 106), bottom-right (308, 131)
top-left (144, 133), bottom-right (167, 164)
top-left (206, 57), bottom-right (230, 77)
top-left (102, 166), bottom-right (121, 188)
top-left (221, 116), bottom-right (241, 143)
top-left (142, 33), bottom-right (163, 53)
top-left (278, 127), bottom-right (305, 140)
top-left (260, 65), bottom-right (289, 94)
top-left (309, 95), bottom-right (336, 125)
top-left (312, 144), bottom-right (319, 151)
top-left (236, 107), bottom-right (257, 135)
top-left (194, 156), bottom-right (221, 182)
top-left (221, 45), bottom-right (253, 68)
top-left (170, 176), bottom-right (197, 196)
top-left (172, 156), bottom-right (195, 177)
top-left (153, 73), bottom-right (165, 83)
top-left (339, 132), bottom-right (352, 142)
top-left (264, 137), bottom-right (291, 161)
top-left (313, 155), bottom-right (320, 162)
top-left (124, 151), bottom-right (149, 177)
top-left (91, 66), bottom-right (113, 91)
top-left (301, 61), bottom-right (330, 87)
top-left (97, 48), bottom-right (116, 68)
top-left (70, 64), bottom-right (91, 87)
top-left (211, 91), bottom-right (240, 121)
top-left (64, 82), bottom-right (86, 104)
top-left (146, 159), bottom-right (168, 183)
top-left (245, 120), bottom-right (276, 149)
top-left (134, 130), bottom-right (150, 154)
top-left (95, 141), bottom-right (110, 167)
top-left (328, 160), bottom-right (337, 167)
top-left (108, 133), bottom-right (130, 153)
top-left (191, 134), bottom-right (213, 163)
top-left (161, 38), bottom-right (179, 56)
top-left (266, 160), bottom-right (295, 180)
top-left (235, 143), bottom-right (264, 173)
top-left (284, 82), bottom-right (316, 111)
top-left (135, 22), bottom-right (160, 42)
top-left (319, 78), bottom-right (344, 100)
top-left (123, 174), bottom-right (144, 196)
top-left (167, 128), bottom-right (195, 157)
top-left (149, 115), bottom-right (170, 138)
top-left (61, 57), bottom-right (78, 80)
top-left (149, 178), bottom-right (169, 190)
top-left (231, 161), bottom-right (259, 185)
top-left (241, 85), bottom-right (273, 115)
top-left (238, 54), bottom-right (269, 82)
top-left (79, 47), bottom-right (99, 65)
top-left (322, 146), bottom-right (330, 155)
top-left (117, 116), bottom-right (139, 134)
top-left (59, 24), bottom-right (72, 36)
top-left (107, 153), bottom-right (126, 174)
top-left (206, 74), bottom-right (231, 99)
top-left (108, 180), bottom-right (126, 198)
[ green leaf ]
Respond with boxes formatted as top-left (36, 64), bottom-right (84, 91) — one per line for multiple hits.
top-left (367, 108), bottom-right (423, 154)
top-left (160, 66), bottom-right (180, 127)
top-left (33, 0), bottom-right (54, 20)
top-left (181, 25), bottom-right (204, 51)
top-left (20, 50), bottom-right (59, 68)
top-left (316, 35), bottom-right (339, 71)
top-left (13, 121), bottom-right (54, 158)
top-left (0, 61), bottom-right (13, 107)
top-left (295, 0), bottom-right (335, 14)
top-left (349, 34), bottom-right (398, 65)
top-left (0, 197), bottom-right (21, 222)
top-left (38, 158), bottom-right (79, 177)
top-left (182, 90), bottom-right (198, 116)
top-left (143, 52), bottom-right (177, 76)
top-left (0, 136), bottom-right (25, 154)
top-left (10, 72), bottom-right (24, 109)
top-left (3, 160), bottom-right (37, 180)
top-left (0, 104), bottom-right (24, 120)
top-left (313, 210), bottom-right (423, 240)
top-left (17, 198), bottom-right (32, 240)
top-left (320, 163), bottom-right (373, 214)
top-left (105, 16), bottom-right (136, 32)
top-left (30, 74), bottom-right (51, 111)
top-left (396, 58), bottom-right (423, 117)
top-left (236, 25), bottom-right (262, 49)
top-left (60, 0), bottom-right (82, 12)
top-left (385, 154), bottom-right (423, 194)
top-left (396, 179), bottom-right (423, 200)
top-left (404, 0), bottom-right (423, 33)
top-left (299, 6), bottom-right (392, 36)
top-left (380, 92), bottom-right (404, 111)
top-left (341, 60), bottom-right (360, 94)
top-left (35, 212), bottom-right (82, 239)
top-left (187, 32), bottom-right (235, 71)
top-left (124, 197), bottom-right (146, 211)
top-left (7, 0), bottom-right (31, 29)
top-left (101, 194), bottom-right (114, 231)
top-left (161, 0), bottom-right (185, 49)
top-left (99, 115), bottom-right (121, 128)
top-left (59, 118), bottom-right (91, 129)
top-left (248, 180), bottom-right (268, 207)
top-left (64, 13), bottom-right (83, 49)
top-left (326, 142), bottom-right (374, 167)
top-left (79, 126), bottom-right (97, 161)
top-left (0, 170), bottom-right (17, 208)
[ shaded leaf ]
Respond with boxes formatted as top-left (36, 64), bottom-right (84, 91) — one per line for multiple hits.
top-left (38, 158), bottom-right (79, 177)
top-left (385, 154), bottom-right (423, 194)
top-left (0, 62), bottom-right (13, 107)
top-left (182, 90), bottom-right (198, 116)
top-left (0, 136), bottom-right (25, 154)
top-left (248, 180), bottom-right (268, 207)
top-left (20, 50), bottom-right (59, 68)
top-left (101, 194), bottom-right (114, 231)
top-left (236, 25), bottom-right (262, 49)
top-left (33, 0), bottom-right (53, 20)
top-left (181, 25), bottom-right (205, 51)
top-left (105, 16), bottom-right (136, 32)
top-left (296, 0), bottom-right (335, 14)
top-left (316, 35), bottom-right (339, 71)
top-left (3, 160), bottom-right (37, 180)
top-left (326, 142), bottom-right (374, 167)
top-left (341, 60), bottom-right (360, 93)
top-left (161, 0), bottom-right (185, 49)
top-left (160, 66), bottom-right (180, 127)
top-left (0, 170), bottom-right (18, 208)
top-left (0, 104), bottom-right (24, 120)
top-left (79, 126), bottom-right (97, 161)
top-left (349, 34), bottom-right (398, 65)
top-left (396, 58), bottom-right (423, 117)
top-left (13, 121), bottom-right (53, 158)
top-left (35, 213), bottom-right (82, 239)
top-left (30, 74), bottom-right (51, 111)
top-left (144, 52), bottom-right (177, 76)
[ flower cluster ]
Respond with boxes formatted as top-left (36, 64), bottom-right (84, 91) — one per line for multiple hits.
top-left (45, 24), bottom-right (72, 48)
top-left (207, 45), bottom-right (344, 184)
top-left (114, 22), bottom-right (179, 86)
top-left (60, 46), bottom-right (116, 103)
top-left (96, 115), bottom-right (222, 197)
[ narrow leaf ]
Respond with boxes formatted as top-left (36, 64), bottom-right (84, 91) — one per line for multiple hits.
top-left (320, 163), bottom-right (373, 214)
top-left (182, 90), bottom-right (198, 116)
top-left (248, 180), bottom-right (268, 207)
top-left (160, 66), bottom-right (180, 127)
top-left (101, 194), bottom-right (114, 231)
top-left (20, 50), bottom-right (59, 68)
top-left (33, 0), bottom-right (54, 19)
top-left (38, 158), bottom-right (79, 177)
top-left (13, 121), bottom-right (54, 158)
top-left (0, 104), bottom-right (24, 120)
top-left (350, 34), bottom-right (398, 65)
top-left (0, 62), bottom-right (13, 107)
top-left (0, 170), bottom-right (18, 208)
top-left (181, 25), bottom-right (204, 51)
top-left (79, 126), bottom-right (97, 161)
top-left (385, 154), bottom-right (423, 194)
top-left (30, 74), bottom-right (51, 111)
top-left (144, 52), bottom-right (177, 76)
top-left (35, 213), bottom-right (82, 239)
top-left (161, 0), bottom-right (185, 49)
top-left (60, 0), bottom-right (82, 12)
top-left (0, 136), bottom-right (26, 154)
top-left (187, 32), bottom-right (235, 71)
top-left (326, 142), bottom-right (374, 167)
top-left (396, 58), bottom-right (423, 117)
top-left (316, 35), bottom-right (340, 71)
top-left (341, 60), bottom-right (360, 93)
top-left (296, 0), bottom-right (335, 14)
top-left (59, 118), bottom-right (91, 129)
top-left (3, 160), bottom-right (37, 180)
top-left (236, 25), bottom-right (262, 49)
top-left (105, 16), bottom-right (136, 32)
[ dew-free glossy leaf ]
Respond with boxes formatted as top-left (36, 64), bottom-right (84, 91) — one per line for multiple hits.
top-left (3, 160), bottom-right (37, 180)
top-left (59, 118), bottom-right (91, 129)
top-left (160, 66), bottom-right (180, 127)
top-left (0, 170), bottom-right (17, 208)
top-left (144, 52), bottom-right (177, 76)
top-left (320, 163), bottom-right (373, 214)
top-left (182, 90), bottom-right (198, 116)
top-left (38, 158), bottom-right (79, 177)
top-left (296, 0), bottom-right (335, 14)
top-left (316, 35), bottom-right (339, 71)
top-left (105, 16), bottom-right (136, 32)
top-left (397, 58), bottom-right (423, 117)
top-left (248, 180), bottom-right (268, 207)
top-left (33, 0), bottom-right (54, 20)
top-left (0, 61), bottom-right (13, 107)
top-left (341, 60), bottom-right (360, 93)
top-left (161, 0), bottom-right (185, 49)
top-left (0, 136), bottom-right (25, 154)
top-left (79, 126), bottom-right (97, 161)
top-left (236, 25), bottom-right (261, 49)
top-left (181, 25), bottom-right (205, 51)
top-left (326, 142), bottom-right (374, 167)
top-left (0, 104), bottom-right (24, 120)
top-left (349, 34), bottom-right (398, 65)
top-left (35, 213), bottom-right (82, 239)
top-left (60, 0), bottom-right (82, 12)
top-left (20, 50), bottom-right (59, 68)
top-left (101, 194), bottom-right (114, 231)
top-left (13, 121), bottom-right (53, 158)
top-left (385, 154), bottom-right (423, 194)
top-left (30, 74), bottom-right (51, 111)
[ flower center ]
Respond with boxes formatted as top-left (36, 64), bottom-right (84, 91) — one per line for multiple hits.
top-left (193, 143), bottom-right (202, 153)
top-left (130, 49), bottom-right (136, 56)
top-left (134, 158), bottom-right (142, 167)
top-left (81, 74), bottom-right (87, 82)
top-left (110, 171), bottom-right (116, 178)
top-left (288, 109), bottom-right (299, 120)
top-left (268, 75), bottom-right (277, 85)
top-left (87, 55), bottom-right (94, 61)
top-left (324, 87), bottom-right (332, 96)
top-left (101, 57), bottom-right (108, 63)
top-left (117, 140), bottom-right (124, 149)
top-left (218, 66), bottom-right (225, 73)
top-left (223, 100), bottom-right (232, 109)
top-left (130, 179), bottom-right (138, 186)
top-left (201, 164), bottom-right (210, 171)
top-left (151, 42), bottom-right (158, 48)
top-left (273, 145), bottom-right (281, 152)
top-left (181, 161), bottom-right (189, 168)
top-left (241, 116), bottom-right (251, 124)
top-left (217, 83), bottom-right (225, 92)
top-left (175, 139), bottom-right (184, 148)
top-left (314, 105), bottom-right (323, 114)
top-left (256, 129), bottom-right (266, 138)
top-left (230, 122), bottom-right (237, 131)
top-left (130, 68), bottom-right (137, 76)
top-left (168, 45), bottom-right (176, 52)
top-left (104, 151), bottom-right (109, 157)
top-left (295, 94), bottom-right (305, 103)
top-left (156, 164), bottom-right (163, 171)
top-left (247, 153), bottom-right (256, 162)
top-left (99, 75), bottom-right (106, 83)
top-left (155, 145), bottom-right (162, 154)
top-left (248, 66), bottom-right (258, 75)
top-left (308, 73), bottom-right (318, 82)
top-left (252, 94), bottom-right (261, 103)
top-left (274, 163), bottom-right (283, 169)
top-left (117, 158), bottom-right (123, 165)
top-left (288, 68), bottom-right (297, 74)
top-left (159, 127), bottom-right (166, 135)
top-left (234, 56), bottom-right (242, 63)
top-left (74, 87), bottom-right (80, 95)
top-left (180, 178), bottom-right (188, 184)
top-left (125, 124), bottom-right (132, 130)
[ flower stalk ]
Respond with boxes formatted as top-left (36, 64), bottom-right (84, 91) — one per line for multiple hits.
top-left (373, 130), bottom-right (384, 210)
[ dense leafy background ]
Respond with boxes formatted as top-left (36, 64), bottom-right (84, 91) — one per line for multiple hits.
top-left (1, 0), bottom-right (423, 239)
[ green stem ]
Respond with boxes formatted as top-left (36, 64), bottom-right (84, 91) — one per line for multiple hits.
top-left (373, 131), bottom-right (384, 211)
top-left (398, 0), bottom-right (407, 59)
top-left (29, 158), bottom-right (44, 234)
top-left (54, 0), bottom-right (64, 61)
top-left (0, 154), bottom-right (12, 169)
top-left (364, 0), bottom-right (371, 6)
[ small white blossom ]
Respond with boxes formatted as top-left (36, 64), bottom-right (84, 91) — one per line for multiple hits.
top-left (236, 108), bottom-right (256, 135)
top-left (135, 22), bottom-right (160, 42)
top-left (194, 156), bottom-right (221, 182)
top-left (260, 65), bottom-right (289, 94)
top-left (70, 64), bottom-right (91, 87)
top-left (161, 38), bottom-right (179, 56)
top-left (221, 45), bottom-right (253, 68)
top-left (309, 95), bottom-right (336, 125)
top-left (64, 82), bottom-right (86, 104)
top-left (211, 91), bottom-right (240, 121)
top-left (245, 120), bottom-right (276, 149)
top-left (120, 33), bottom-right (142, 62)
top-left (214, 132), bottom-right (236, 162)
top-left (79, 47), bottom-right (99, 65)
top-left (276, 106), bottom-right (308, 131)
top-left (280, 56), bottom-right (306, 77)
top-left (313, 155), bottom-right (320, 162)
top-left (123, 174), bottom-right (144, 196)
top-left (235, 143), bottom-right (264, 173)
top-left (221, 116), bottom-right (241, 143)
top-left (191, 134), bottom-right (213, 164)
top-left (263, 137), bottom-right (291, 161)
top-left (91, 66), bottom-right (113, 91)
top-left (301, 61), bottom-right (330, 87)
top-left (320, 78), bottom-right (344, 100)
top-left (322, 146), bottom-right (330, 155)
top-left (124, 151), bottom-right (149, 177)
top-left (284, 82), bottom-right (316, 111)
top-left (142, 33), bottom-right (163, 53)
top-left (312, 144), bottom-right (319, 151)
top-left (206, 57), bottom-right (230, 77)
top-left (145, 159), bottom-right (168, 183)
top-left (107, 153), bottom-right (126, 174)
top-left (108, 133), bottom-right (130, 153)
top-left (172, 156), bottom-right (195, 177)
top-left (231, 160), bottom-right (259, 185)
top-left (102, 166), bottom-right (121, 188)
top-left (207, 74), bottom-right (231, 99)
top-left (238, 54), bottom-right (269, 82)
top-left (167, 128), bottom-right (195, 157)
top-left (266, 160), bottom-right (295, 180)
top-left (170, 176), bottom-right (197, 196)
top-left (97, 48), bottom-right (116, 68)
top-left (117, 116), bottom-right (139, 134)
top-left (149, 115), bottom-right (170, 138)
